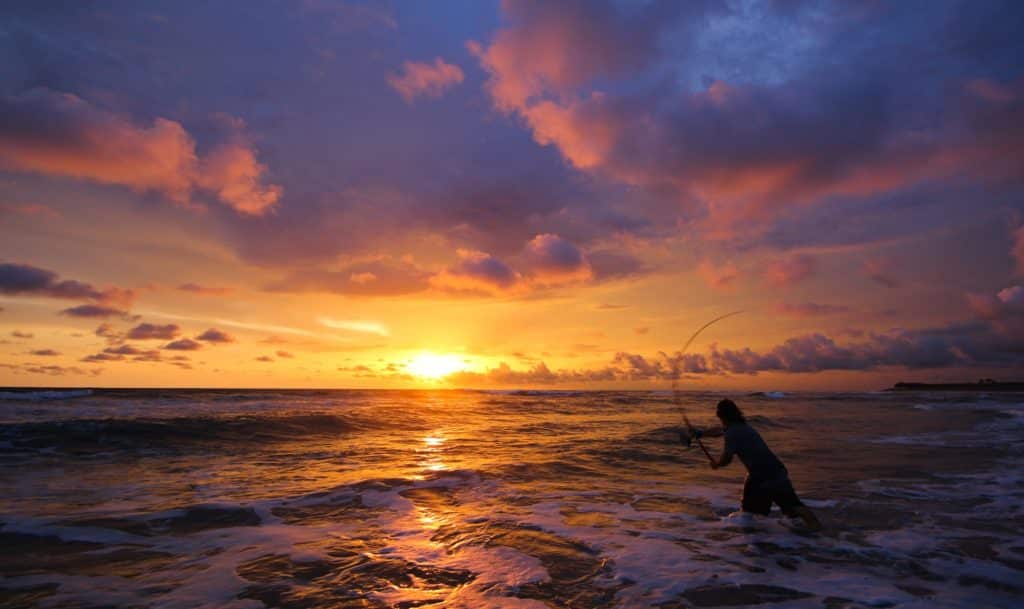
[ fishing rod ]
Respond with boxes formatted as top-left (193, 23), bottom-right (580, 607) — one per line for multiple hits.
top-left (672, 311), bottom-right (743, 466)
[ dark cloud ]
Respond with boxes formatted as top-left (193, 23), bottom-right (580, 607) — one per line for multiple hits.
top-left (0, 262), bottom-right (105, 300)
top-left (29, 349), bottom-right (60, 356)
top-left (126, 323), bottom-right (180, 340)
top-left (163, 338), bottom-right (202, 351)
top-left (430, 249), bottom-right (522, 295)
top-left (196, 328), bottom-right (235, 343)
top-left (22, 364), bottom-right (91, 376)
top-left (476, 0), bottom-right (1024, 240)
top-left (60, 304), bottom-right (134, 319)
top-left (521, 233), bottom-right (592, 285)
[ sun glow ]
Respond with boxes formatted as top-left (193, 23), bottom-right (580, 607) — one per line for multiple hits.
top-left (407, 353), bottom-right (466, 380)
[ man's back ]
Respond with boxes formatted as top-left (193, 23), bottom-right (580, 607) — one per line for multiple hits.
top-left (724, 423), bottom-right (785, 480)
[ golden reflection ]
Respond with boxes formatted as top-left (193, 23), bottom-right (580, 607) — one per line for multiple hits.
top-left (414, 432), bottom-right (449, 477)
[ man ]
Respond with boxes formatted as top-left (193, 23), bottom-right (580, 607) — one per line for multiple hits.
top-left (695, 399), bottom-right (821, 530)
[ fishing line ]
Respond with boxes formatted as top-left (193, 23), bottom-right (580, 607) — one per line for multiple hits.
top-left (672, 311), bottom-right (743, 463)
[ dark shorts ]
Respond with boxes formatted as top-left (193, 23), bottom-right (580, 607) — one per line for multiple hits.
top-left (741, 474), bottom-right (804, 517)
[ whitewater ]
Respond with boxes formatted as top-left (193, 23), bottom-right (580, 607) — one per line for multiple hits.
top-left (0, 388), bottom-right (1021, 608)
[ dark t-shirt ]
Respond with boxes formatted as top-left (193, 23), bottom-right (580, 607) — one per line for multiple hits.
top-left (723, 423), bottom-right (786, 480)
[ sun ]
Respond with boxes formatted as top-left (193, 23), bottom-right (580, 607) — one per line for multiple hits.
top-left (406, 353), bottom-right (466, 380)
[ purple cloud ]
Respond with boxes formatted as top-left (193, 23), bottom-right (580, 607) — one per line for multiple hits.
top-left (126, 323), bottom-right (180, 340)
top-left (163, 338), bottom-right (203, 351)
top-left (196, 328), bottom-right (236, 343)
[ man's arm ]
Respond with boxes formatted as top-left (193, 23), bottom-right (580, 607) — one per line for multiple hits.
top-left (710, 433), bottom-right (733, 469)
top-left (711, 450), bottom-right (732, 469)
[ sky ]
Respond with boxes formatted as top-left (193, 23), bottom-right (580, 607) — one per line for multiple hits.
top-left (1, 0), bottom-right (1023, 390)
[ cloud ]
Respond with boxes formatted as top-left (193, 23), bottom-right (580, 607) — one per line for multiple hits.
top-left (20, 364), bottom-right (92, 376)
top-left (1013, 224), bottom-right (1024, 276)
top-left (0, 203), bottom-right (61, 220)
top-left (765, 254), bottom-right (816, 287)
top-left (89, 344), bottom-right (162, 362)
top-left (196, 328), bottom-right (236, 343)
top-left (60, 304), bottom-right (134, 319)
top-left (864, 257), bottom-right (900, 288)
top-left (81, 352), bottom-right (124, 363)
top-left (319, 318), bottom-right (390, 337)
top-left (967, 285), bottom-right (1024, 338)
top-left (0, 88), bottom-right (280, 215)
top-left (474, 1), bottom-right (1024, 237)
top-left (776, 302), bottom-right (852, 318)
top-left (267, 258), bottom-right (431, 297)
top-left (430, 249), bottom-right (523, 295)
top-left (163, 338), bottom-right (202, 351)
top-left (126, 323), bottom-right (180, 340)
top-left (11, 330), bottom-right (33, 339)
top-left (177, 283), bottom-right (233, 296)
top-left (521, 233), bottom-right (592, 285)
top-left (276, 350), bottom-right (294, 358)
top-left (29, 349), bottom-right (60, 356)
top-left (197, 139), bottom-right (282, 215)
top-left (0, 262), bottom-right (132, 304)
top-left (697, 260), bottom-right (740, 289)
top-left (388, 57), bottom-right (464, 102)
top-left (255, 355), bottom-right (274, 362)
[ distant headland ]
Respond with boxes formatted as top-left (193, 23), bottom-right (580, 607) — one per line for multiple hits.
top-left (888, 379), bottom-right (1024, 392)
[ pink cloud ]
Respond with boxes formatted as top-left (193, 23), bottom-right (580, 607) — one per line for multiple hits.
top-left (765, 255), bottom-right (816, 287)
top-left (0, 89), bottom-right (280, 215)
top-left (197, 140), bottom-right (282, 215)
top-left (697, 260), bottom-right (739, 290)
top-left (387, 58), bottom-right (464, 103)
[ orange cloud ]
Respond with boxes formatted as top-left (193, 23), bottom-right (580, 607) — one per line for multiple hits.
top-left (387, 58), bottom-right (464, 103)
top-left (0, 89), bottom-right (280, 215)
top-left (430, 249), bottom-right (524, 295)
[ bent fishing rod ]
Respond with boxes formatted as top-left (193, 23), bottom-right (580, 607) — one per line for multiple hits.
top-left (672, 311), bottom-right (743, 466)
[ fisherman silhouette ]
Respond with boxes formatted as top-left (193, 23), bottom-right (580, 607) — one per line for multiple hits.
top-left (694, 399), bottom-right (821, 530)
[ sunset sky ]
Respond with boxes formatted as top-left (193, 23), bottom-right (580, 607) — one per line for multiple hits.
top-left (2, 0), bottom-right (1023, 390)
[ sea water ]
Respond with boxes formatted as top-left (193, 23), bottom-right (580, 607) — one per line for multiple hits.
top-left (0, 389), bottom-right (1021, 608)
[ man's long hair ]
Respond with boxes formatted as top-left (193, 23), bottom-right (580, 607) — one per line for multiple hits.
top-left (716, 399), bottom-right (746, 426)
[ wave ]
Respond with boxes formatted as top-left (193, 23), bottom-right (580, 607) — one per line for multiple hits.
top-left (0, 412), bottom-right (379, 454)
top-left (0, 389), bottom-right (93, 401)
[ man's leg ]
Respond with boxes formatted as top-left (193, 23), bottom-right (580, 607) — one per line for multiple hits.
top-left (741, 476), bottom-right (772, 515)
top-left (770, 477), bottom-right (821, 531)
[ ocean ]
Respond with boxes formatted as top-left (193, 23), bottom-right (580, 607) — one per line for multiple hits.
top-left (0, 388), bottom-right (1022, 608)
